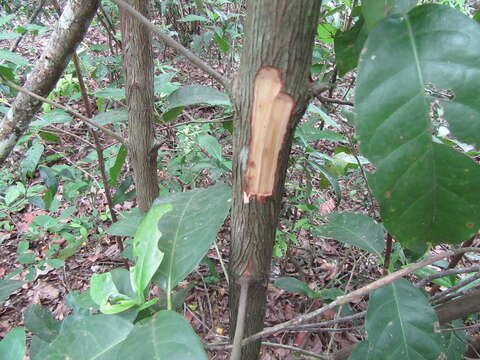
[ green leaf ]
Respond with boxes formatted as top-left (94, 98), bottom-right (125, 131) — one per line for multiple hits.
top-left (0, 31), bottom-right (21, 40)
top-left (366, 278), bottom-right (443, 359)
top-left (0, 279), bottom-right (24, 305)
top-left (24, 305), bottom-right (60, 342)
top-left (334, 17), bottom-right (368, 77)
top-left (165, 85), bottom-right (231, 111)
top-left (441, 320), bottom-right (467, 360)
top-left (0, 14), bottom-right (15, 27)
top-left (94, 87), bottom-right (125, 100)
top-left (20, 142), bottom-right (44, 177)
top-left (356, 4), bottom-right (480, 252)
top-left (198, 134), bottom-right (222, 160)
top-left (154, 72), bottom-right (178, 97)
top-left (318, 213), bottom-right (385, 258)
top-left (39, 166), bottom-right (58, 210)
top-left (317, 23), bottom-right (337, 44)
top-left (109, 144), bottom-right (127, 186)
top-left (153, 183), bottom-right (231, 292)
top-left (107, 209), bottom-right (143, 237)
top-left (348, 341), bottom-right (381, 360)
top-left (90, 272), bottom-right (136, 314)
top-left (34, 315), bottom-right (133, 360)
top-left (0, 50), bottom-right (28, 66)
top-left (213, 32), bottom-right (230, 53)
top-left (117, 310), bottom-right (208, 360)
top-left (31, 109), bottom-right (72, 127)
top-left (362, 0), bottom-right (417, 29)
top-left (131, 204), bottom-right (171, 298)
top-left (92, 109), bottom-right (128, 126)
top-left (273, 277), bottom-right (317, 298)
top-left (178, 14), bottom-right (210, 22)
top-left (0, 327), bottom-right (25, 360)
top-left (4, 184), bottom-right (23, 206)
top-left (0, 65), bottom-right (15, 81)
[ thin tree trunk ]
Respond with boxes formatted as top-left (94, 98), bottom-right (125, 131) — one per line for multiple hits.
top-left (120, 0), bottom-right (158, 213)
top-left (229, 1), bottom-right (321, 359)
top-left (0, 0), bottom-right (99, 165)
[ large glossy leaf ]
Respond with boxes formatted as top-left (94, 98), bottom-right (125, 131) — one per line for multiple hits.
top-left (356, 4), bottom-right (480, 252)
top-left (0, 279), bottom-right (24, 305)
top-left (131, 204), bottom-right (171, 297)
top-left (0, 327), bottom-right (25, 360)
top-left (348, 341), bottom-right (381, 360)
top-left (164, 85), bottom-right (231, 111)
top-left (334, 17), bottom-right (368, 77)
top-left (34, 315), bottom-right (133, 360)
top-left (117, 310), bottom-right (207, 360)
top-left (152, 183), bottom-right (231, 292)
top-left (318, 213), bottom-right (385, 259)
top-left (365, 278), bottom-right (443, 359)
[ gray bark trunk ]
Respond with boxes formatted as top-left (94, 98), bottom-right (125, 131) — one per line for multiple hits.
top-left (121, 0), bottom-right (158, 213)
top-left (0, 0), bottom-right (99, 164)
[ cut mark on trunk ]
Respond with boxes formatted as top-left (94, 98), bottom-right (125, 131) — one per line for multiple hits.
top-left (244, 67), bottom-right (295, 203)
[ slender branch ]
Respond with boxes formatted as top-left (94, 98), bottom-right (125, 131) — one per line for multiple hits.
top-left (286, 311), bottom-right (366, 332)
top-left (431, 272), bottom-right (480, 305)
top-left (111, 0), bottom-right (229, 90)
top-left (0, 77), bottom-right (127, 146)
top-left (230, 277), bottom-right (249, 360)
top-left (415, 264), bottom-right (480, 288)
top-left (262, 341), bottom-right (330, 359)
top-left (239, 247), bottom-right (480, 346)
top-left (318, 95), bottom-right (354, 106)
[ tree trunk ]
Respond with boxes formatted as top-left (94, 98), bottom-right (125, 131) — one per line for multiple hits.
top-left (229, 1), bottom-right (321, 359)
top-left (0, 0), bottom-right (99, 165)
top-left (120, 0), bottom-right (158, 213)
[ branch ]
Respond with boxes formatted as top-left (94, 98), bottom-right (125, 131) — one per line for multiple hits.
top-left (1, 78), bottom-right (127, 146)
top-left (229, 277), bottom-right (249, 360)
top-left (239, 247), bottom-right (480, 346)
top-left (111, 0), bottom-right (229, 90)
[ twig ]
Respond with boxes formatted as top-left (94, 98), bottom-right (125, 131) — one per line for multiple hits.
top-left (431, 272), bottom-right (480, 305)
top-left (0, 77), bottom-right (127, 146)
top-left (415, 264), bottom-right (480, 288)
top-left (383, 233), bottom-right (393, 274)
top-left (318, 96), bottom-right (354, 106)
top-left (262, 341), bottom-right (330, 359)
top-left (437, 323), bottom-right (480, 333)
top-left (285, 311), bottom-right (366, 331)
top-left (214, 239), bottom-right (229, 285)
top-left (238, 247), bottom-right (480, 346)
top-left (9, 0), bottom-right (47, 53)
top-left (230, 276), bottom-right (249, 360)
top-left (111, 0), bottom-right (229, 90)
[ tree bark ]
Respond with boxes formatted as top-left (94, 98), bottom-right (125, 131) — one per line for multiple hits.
top-left (120, 0), bottom-right (158, 213)
top-left (0, 0), bottom-right (99, 165)
top-left (229, 1), bottom-right (321, 359)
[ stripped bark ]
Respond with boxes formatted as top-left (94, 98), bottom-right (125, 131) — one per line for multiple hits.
top-left (0, 0), bottom-right (99, 164)
top-left (229, 1), bottom-right (322, 359)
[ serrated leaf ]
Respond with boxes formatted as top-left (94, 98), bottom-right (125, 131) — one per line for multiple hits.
top-left (34, 315), bottom-right (133, 360)
top-left (319, 213), bottom-right (385, 258)
top-left (356, 4), bottom-right (480, 252)
top-left (131, 204), bottom-right (171, 298)
top-left (152, 184), bottom-right (231, 292)
top-left (0, 279), bottom-right (24, 305)
top-left (117, 310), bottom-right (207, 360)
top-left (0, 327), bottom-right (25, 360)
top-left (366, 278), bottom-right (443, 359)
top-left (274, 277), bottom-right (317, 298)
top-left (165, 85), bottom-right (231, 111)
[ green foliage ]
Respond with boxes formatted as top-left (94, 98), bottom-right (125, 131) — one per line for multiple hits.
top-left (0, 327), bottom-right (25, 360)
top-left (318, 212), bottom-right (385, 259)
top-left (356, 4), bottom-right (480, 253)
top-left (0, 279), bottom-right (24, 305)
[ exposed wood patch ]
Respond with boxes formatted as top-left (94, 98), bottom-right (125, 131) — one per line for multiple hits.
top-left (244, 67), bottom-right (295, 202)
